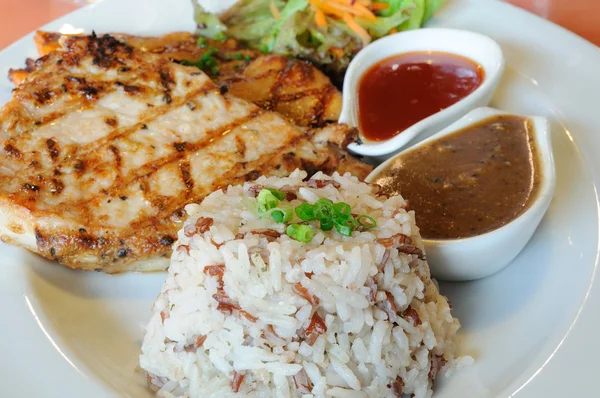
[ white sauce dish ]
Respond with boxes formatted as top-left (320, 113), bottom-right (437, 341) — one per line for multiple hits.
top-left (340, 28), bottom-right (505, 158)
top-left (367, 107), bottom-right (556, 281)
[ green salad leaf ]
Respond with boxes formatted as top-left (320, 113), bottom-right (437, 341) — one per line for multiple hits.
top-left (423, 0), bottom-right (445, 23)
top-left (191, 0), bottom-right (445, 71)
top-left (266, 0), bottom-right (309, 52)
top-left (363, 0), bottom-right (414, 37)
top-left (193, 4), bottom-right (228, 39)
top-left (377, 0), bottom-right (409, 17)
top-left (219, 0), bottom-right (281, 41)
top-left (398, 0), bottom-right (425, 31)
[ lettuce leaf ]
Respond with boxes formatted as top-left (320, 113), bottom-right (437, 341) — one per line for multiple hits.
top-left (266, 0), bottom-right (309, 51)
top-left (423, 0), bottom-right (445, 23)
top-left (366, 0), bottom-right (443, 36)
top-left (193, 4), bottom-right (228, 39)
top-left (363, 0), bottom-right (414, 37)
top-left (397, 0), bottom-right (425, 31)
top-left (214, 0), bottom-right (280, 41)
top-left (377, 0), bottom-right (410, 17)
top-left (271, 11), bottom-right (361, 68)
top-left (192, 0), bottom-right (444, 70)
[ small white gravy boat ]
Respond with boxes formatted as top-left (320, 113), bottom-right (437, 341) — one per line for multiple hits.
top-left (340, 28), bottom-right (505, 158)
top-left (367, 107), bottom-right (556, 281)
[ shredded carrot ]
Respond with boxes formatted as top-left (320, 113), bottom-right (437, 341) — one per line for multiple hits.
top-left (308, 0), bottom-right (376, 44)
top-left (371, 1), bottom-right (389, 11)
top-left (330, 47), bottom-right (345, 59)
top-left (308, 0), bottom-right (345, 19)
top-left (352, 2), bottom-right (378, 21)
top-left (342, 12), bottom-right (371, 46)
top-left (330, 0), bottom-right (377, 20)
top-left (270, 1), bottom-right (280, 20)
top-left (316, 0), bottom-right (356, 16)
top-left (389, 27), bottom-right (398, 34)
top-left (309, 0), bottom-right (374, 20)
top-left (356, 16), bottom-right (372, 25)
top-left (315, 9), bottom-right (328, 27)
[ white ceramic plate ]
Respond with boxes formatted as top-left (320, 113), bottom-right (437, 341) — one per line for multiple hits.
top-left (0, 0), bottom-right (599, 397)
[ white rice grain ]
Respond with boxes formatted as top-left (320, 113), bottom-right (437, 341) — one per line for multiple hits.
top-left (140, 171), bottom-right (468, 398)
top-left (269, 243), bottom-right (282, 292)
top-left (369, 320), bottom-right (389, 363)
top-left (342, 247), bottom-right (362, 287)
top-left (326, 387), bottom-right (368, 397)
top-left (312, 335), bottom-right (327, 365)
top-left (274, 373), bottom-right (291, 398)
top-left (265, 362), bottom-right (303, 376)
top-left (329, 286), bottom-right (369, 309)
top-left (331, 358), bottom-right (361, 390)
top-left (351, 338), bottom-right (370, 364)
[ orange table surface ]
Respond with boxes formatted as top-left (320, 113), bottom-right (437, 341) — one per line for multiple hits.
top-left (0, 0), bottom-right (598, 50)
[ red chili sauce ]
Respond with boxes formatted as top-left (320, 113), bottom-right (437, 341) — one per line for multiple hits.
top-left (358, 51), bottom-right (484, 142)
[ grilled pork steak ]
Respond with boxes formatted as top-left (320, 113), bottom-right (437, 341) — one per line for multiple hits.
top-left (0, 33), bottom-right (371, 272)
top-left (9, 31), bottom-right (342, 128)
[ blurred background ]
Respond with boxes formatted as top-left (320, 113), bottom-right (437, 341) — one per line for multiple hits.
top-left (0, 0), bottom-right (598, 49)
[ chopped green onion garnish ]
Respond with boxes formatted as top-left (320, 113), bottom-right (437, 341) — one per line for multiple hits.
top-left (197, 37), bottom-right (207, 47)
top-left (296, 225), bottom-right (314, 242)
top-left (263, 40), bottom-right (274, 54)
top-left (320, 218), bottom-right (334, 231)
top-left (286, 223), bottom-right (299, 237)
top-left (315, 198), bottom-right (333, 206)
top-left (271, 207), bottom-right (293, 223)
top-left (257, 189), bottom-right (279, 214)
top-left (334, 216), bottom-right (358, 236)
top-left (214, 32), bottom-right (227, 41)
top-left (357, 215), bottom-right (377, 229)
top-left (337, 216), bottom-right (358, 230)
top-left (295, 203), bottom-right (316, 221)
top-left (272, 211), bottom-right (284, 223)
top-left (335, 223), bottom-right (353, 236)
top-left (263, 187), bottom-right (286, 201)
top-left (181, 48), bottom-right (220, 75)
top-left (287, 223), bottom-right (314, 243)
top-left (314, 198), bottom-right (333, 221)
top-left (333, 202), bottom-right (351, 218)
top-left (290, 198), bottom-right (375, 237)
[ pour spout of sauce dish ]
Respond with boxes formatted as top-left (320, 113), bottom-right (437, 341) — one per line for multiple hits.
top-left (366, 107), bottom-right (556, 281)
top-left (339, 28), bottom-right (505, 158)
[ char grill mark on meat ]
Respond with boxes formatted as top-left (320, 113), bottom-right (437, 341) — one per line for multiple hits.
top-left (11, 31), bottom-right (345, 128)
top-left (0, 33), bottom-right (372, 272)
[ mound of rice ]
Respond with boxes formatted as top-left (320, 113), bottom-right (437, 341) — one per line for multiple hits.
top-left (140, 170), bottom-right (469, 398)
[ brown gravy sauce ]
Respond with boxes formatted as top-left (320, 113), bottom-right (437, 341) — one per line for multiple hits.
top-left (373, 115), bottom-right (542, 239)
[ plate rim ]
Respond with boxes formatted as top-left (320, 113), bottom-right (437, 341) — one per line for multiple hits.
top-left (0, 0), bottom-right (599, 397)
